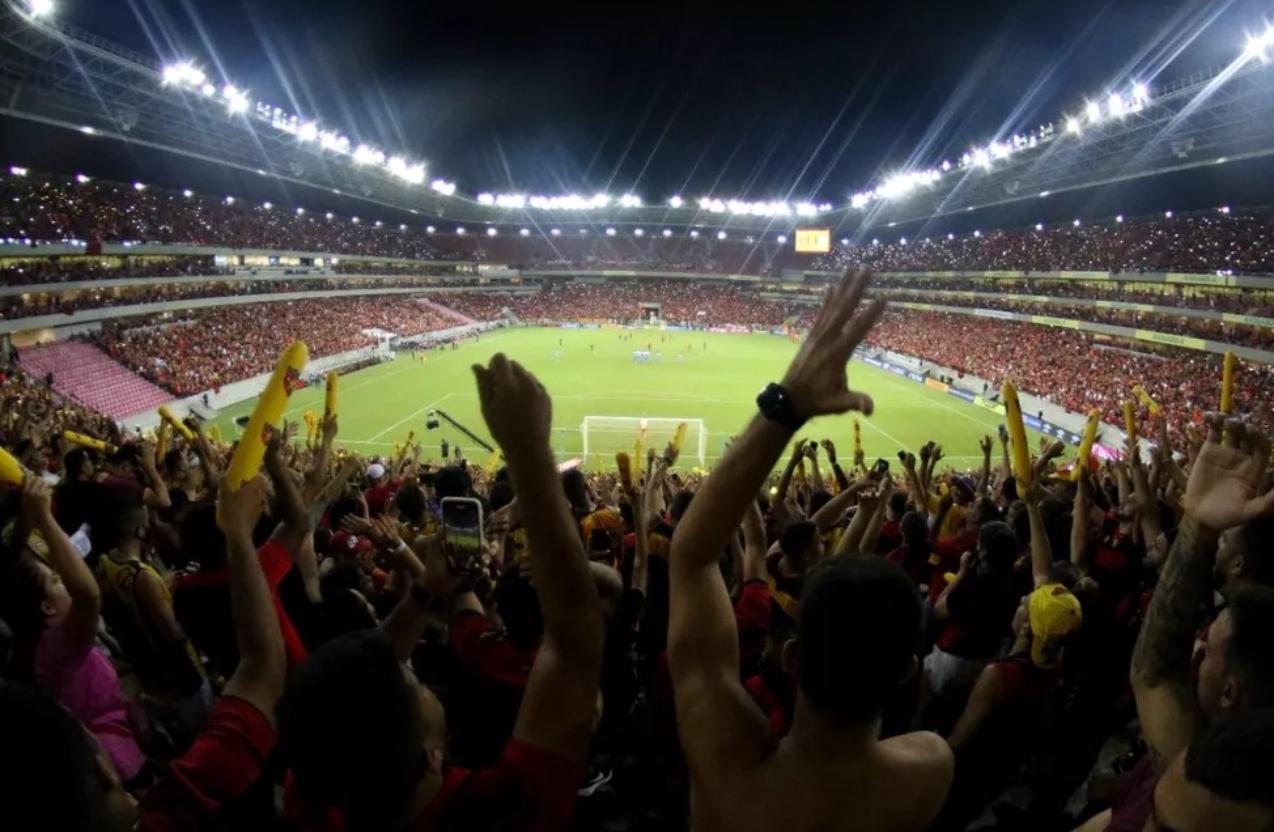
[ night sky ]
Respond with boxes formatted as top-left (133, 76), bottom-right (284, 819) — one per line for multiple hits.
top-left (6, 0), bottom-right (1273, 228)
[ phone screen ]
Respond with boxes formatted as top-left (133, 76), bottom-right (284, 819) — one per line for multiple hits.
top-left (442, 497), bottom-right (484, 574)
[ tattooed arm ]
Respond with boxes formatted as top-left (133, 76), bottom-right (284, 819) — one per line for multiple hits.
top-left (1130, 415), bottom-right (1274, 767)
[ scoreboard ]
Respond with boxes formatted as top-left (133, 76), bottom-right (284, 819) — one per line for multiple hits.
top-left (794, 228), bottom-right (830, 253)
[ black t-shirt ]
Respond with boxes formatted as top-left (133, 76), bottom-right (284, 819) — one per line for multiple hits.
top-left (939, 572), bottom-right (1018, 659)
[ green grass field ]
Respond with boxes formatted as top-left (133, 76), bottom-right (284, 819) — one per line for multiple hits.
top-left (212, 327), bottom-right (1047, 471)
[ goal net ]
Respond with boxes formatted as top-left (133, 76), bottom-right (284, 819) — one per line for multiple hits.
top-left (580, 416), bottom-right (708, 469)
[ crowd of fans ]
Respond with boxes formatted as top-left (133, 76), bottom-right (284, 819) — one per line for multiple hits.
top-left (864, 309), bottom-right (1274, 434)
top-left (878, 292), bottom-right (1274, 351)
top-left (0, 256), bottom-right (226, 286)
top-left (3, 272), bottom-right (1274, 832)
top-left (8, 170), bottom-right (1274, 276)
top-left (93, 298), bottom-right (465, 395)
top-left (814, 212), bottom-right (1274, 274)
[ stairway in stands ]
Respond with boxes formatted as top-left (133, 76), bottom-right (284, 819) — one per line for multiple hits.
top-left (418, 297), bottom-right (477, 325)
top-left (19, 341), bottom-right (172, 420)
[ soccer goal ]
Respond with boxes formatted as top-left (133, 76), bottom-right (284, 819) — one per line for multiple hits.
top-left (580, 416), bottom-right (708, 469)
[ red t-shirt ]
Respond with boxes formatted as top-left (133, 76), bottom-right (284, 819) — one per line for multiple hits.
top-left (734, 580), bottom-right (771, 671)
top-left (138, 696), bottom-right (275, 832)
top-left (284, 739), bottom-right (584, 832)
top-left (363, 480), bottom-right (400, 518)
top-left (451, 610), bottom-right (538, 688)
top-left (256, 539), bottom-right (309, 667)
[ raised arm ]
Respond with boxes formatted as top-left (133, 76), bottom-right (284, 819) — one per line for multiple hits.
top-left (1130, 415), bottom-right (1274, 766)
top-left (474, 354), bottom-right (604, 765)
top-left (1023, 481), bottom-right (1054, 589)
top-left (670, 269), bottom-right (884, 770)
top-left (821, 439), bottom-right (851, 491)
top-left (976, 435), bottom-right (993, 496)
top-left (808, 478), bottom-right (869, 530)
top-left (140, 440), bottom-right (172, 510)
top-left (263, 431), bottom-right (310, 556)
top-left (1071, 473), bottom-right (1092, 572)
top-left (19, 477), bottom-right (100, 648)
top-left (774, 439), bottom-right (806, 508)
top-left (805, 442), bottom-right (824, 492)
top-left (217, 476), bottom-right (286, 718)
top-left (740, 496), bottom-right (768, 583)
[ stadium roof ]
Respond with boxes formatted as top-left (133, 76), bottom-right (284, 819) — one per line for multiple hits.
top-left (3, 1), bottom-right (1274, 236)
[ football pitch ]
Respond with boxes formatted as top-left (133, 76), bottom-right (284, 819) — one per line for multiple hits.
top-left (211, 327), bottom-right (1047, 471)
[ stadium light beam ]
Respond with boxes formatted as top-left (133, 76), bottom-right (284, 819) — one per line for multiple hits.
top-left (668, 195), bottom-right (684, 208)
top-left (26, 0), bottom-right (54, 18)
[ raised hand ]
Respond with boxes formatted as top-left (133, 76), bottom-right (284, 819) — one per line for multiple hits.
top-left (1183, 414), bottom-right (1274, 532)
top-left (17, 474), bottom-right (53, 524)
top-left (473, 354), bottom-right (551, 457)
top-left (821, 438), bottom-right (838, 464)
top-left (779, 269), bottom-right (885, 420)
top-left (803, 442), bottom-right (818, 461)
top-left (979, 435), bottom-right (993, 456)
top-left (218, 475), bottom-right (268, 541)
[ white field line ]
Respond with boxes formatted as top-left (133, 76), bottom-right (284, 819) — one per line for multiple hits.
top-left (367, 394), bottom-right (452, 441)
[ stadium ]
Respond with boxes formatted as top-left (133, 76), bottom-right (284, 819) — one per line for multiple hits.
top-left (2, 0), bottom-right (1274, 830)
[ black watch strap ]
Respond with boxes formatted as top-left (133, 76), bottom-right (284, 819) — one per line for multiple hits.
top-left (756, 383), bottom-right (806, 432)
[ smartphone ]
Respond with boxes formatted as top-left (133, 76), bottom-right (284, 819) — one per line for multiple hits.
top-left (441, 497), bottom-right (485, 575)
top-left (873, 458), bottom-right (889, 475)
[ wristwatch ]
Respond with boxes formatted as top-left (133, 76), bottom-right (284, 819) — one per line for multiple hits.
top-left (756, 383), bottom-right (806, 432)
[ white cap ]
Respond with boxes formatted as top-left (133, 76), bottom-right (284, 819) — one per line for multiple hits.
top-left (366, 463), bottom-right (386, 480)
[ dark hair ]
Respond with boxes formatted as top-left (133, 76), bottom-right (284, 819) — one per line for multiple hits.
top-left (1233, 516), bottom-right (1274, 587)
top-left (561, 469), bottom-right (589, 512)
top-left (394, 484), bottom-right (427, 527)
top-left (1225, 588), bottom-right (1274, 708)
top-left (796, 555), bottom-right (921, 724)
top-left (495, 565), bottom-right (544, 649)
top-left (977, 520), bottom-right (1018, 572)
top-left (670, 490), bottom-right (694, 523)
top-left (179, 502), bottom-right (227, 571)
top-left (888, 491), bottom-right (908, 519)
top-left (779, 520), bottom-right (818, 569)
top-left (808, 490), bottom-right (832, 516)
top-left (0, 552), bottom-right (46, 682)
top-left (487, 477), bottom-right (515, 514)
top-left (92, 489), bottom-right (147, 553)
top-left (434, 465), bottom-right (472, 501)
top-left (0, 683), bottom-right (105, 830)
top-left (162, 448), bottom-right (185, 476)
top-left (63, 447), bottom-right (97, 480)
top-left (1184, 706), bottom-right (1274, 806)
top-left (327, 496), bottom-right (362, 532)
top-left (975, 496), bottom-right (1001, 525)
top-left (276, 630), bottom-right (427, 824)
top-left (900, 510), bottom-right (929, 549)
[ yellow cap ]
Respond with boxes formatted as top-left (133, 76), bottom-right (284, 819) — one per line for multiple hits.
top-left (1028, 583), bottom-right (1083, 667)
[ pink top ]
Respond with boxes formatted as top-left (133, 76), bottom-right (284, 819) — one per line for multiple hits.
top-left (35, 619), bottom-right (144, 781)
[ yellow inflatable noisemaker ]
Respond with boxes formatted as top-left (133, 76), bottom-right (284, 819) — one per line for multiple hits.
top-left (222, 340), bottom-right (309, 498)
top-left (1001, 380), bottom-right (1032, 488)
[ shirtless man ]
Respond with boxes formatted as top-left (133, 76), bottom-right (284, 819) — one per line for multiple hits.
top-left (669, 269), bottom-right (953, 832)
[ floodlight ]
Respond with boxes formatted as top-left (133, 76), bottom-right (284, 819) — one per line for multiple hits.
top-left (1219, 205), bottom-right (1231, 214)
top-left (795, 202), bottom-right (817, 217)
top-left (1107, 93), bottom-right (1125, 118)
top-left (374, 220), bottom-right (383, 228)
top-left (619, 194), bottom-right (642, 208)
top-left (662, 229), bottom-right (672, 237)
top-left (1115, 214), bottom-right (1124, 223)
top-left (840, 238), bottom-right (849, 245)
top-left (297, 207), bottom-right (306, 215)
top-left (326, 212), bottom-right (335, 220)
top-left (604, 227), bottom-right (617, 237)
top-left (579, 229), bottom-right (588, 235)
top-left (352, 216), bottom-right (360, 224)
top-left (455, 227), bottom-right (465, 235)
top-left (262, 201), bottom-right (272, 210)
top-left (634, 228), bottom-right (645, 236)
top-left (222, 85), bottom-right (249, 114)
top-left (1132, 82), bottom-right (1149, 102)
top-left (133, 182), bottom-right (146, 191)
top-left (519, 228), bottom-right (530, 237)
top-left (1072, 219), bottom-right (1080, 227)
top-left (550, 228), bottom-right (561, 236)
top-left (27, 0), bottom-right (55, 18)
top-left (8, 166), bottom-right (27, 177)
top-left (1243, 29), bottom-right (1274, 62)
top-left (971, 148), bottom-right (992, 169)
top-left (426, 225), bottom-right (435, 233)
top-left (689, 230), bottom-right (700, 238)
top-left (224, 196), bottom-right (235, 205)
top-left (79, 125), bottom-right (96, 135)
top-left (353, 145), bottom-right (379, 165)
top-left (668, 195), bottom-right (684, 208)
top-left (477, 193), bottom-right (494, 205)
top-left (871, 238), bottom-right (879, 245)
top-left (900, 237), bottom-right (908, 245)
top-left (1085, 100), bottom-right (1102, 123)
top-left (850, 192), bottom-right (871, 209)
top-left (1035, 223), bottom-right (1043, 231)
top-left (430, 180), bottom-right (456, 196)
top-left (399, 223), bottom-right (407, 230)
top-left (487, 227), bottom-right (497, 236)
top-left (1164, 210), bottom-right (1173, 218)
top-left (1066, 117), bottom-right (1082, 135)
top-left (200, 83), bottom-right (215, 96)
top-left (716, 231), bottom-right (727, 240)
top-left (297, 122), bottom-right (319, 142)
top-left (777, 235), bottom-right (787, 244)
top-left (76, 174), bottom-right (91, 184)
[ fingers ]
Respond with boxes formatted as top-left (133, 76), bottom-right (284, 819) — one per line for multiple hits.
top-left (841, 297), bottom-right (887, 350)
top-left (1204, 412), bottom-right (1225, 444)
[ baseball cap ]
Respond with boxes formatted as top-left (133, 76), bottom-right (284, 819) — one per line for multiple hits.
top-left (1028, 583), bottom-right (1083, 667)
top-left (366, 463), bottom-right (386, 481)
